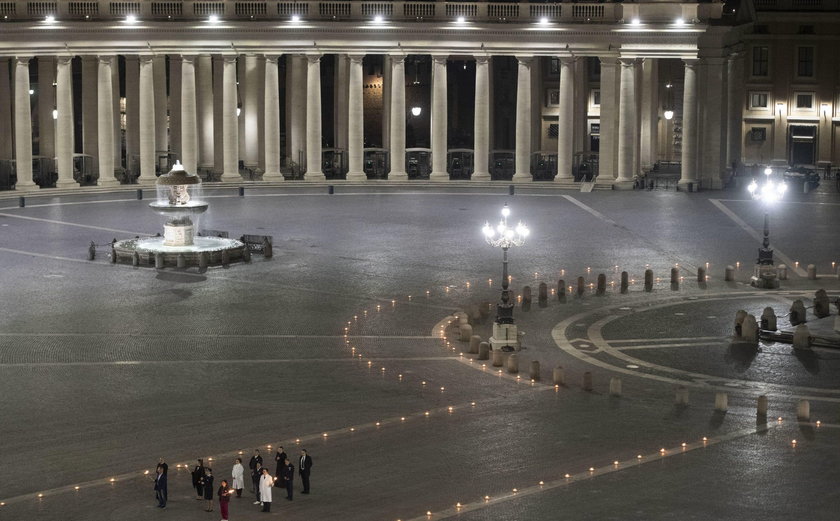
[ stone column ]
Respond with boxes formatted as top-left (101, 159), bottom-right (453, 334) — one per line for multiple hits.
top-left (97, 56), bottom-right (117, 186)
top-left (169, 56), bottom-right (182, 163)
top-left (639, 58), bottom-right (659, 172)
top-left (112, 58), bottom-right (121, 173)
top-left (304, 53), bottom-right (325, 180)
top-left (615, 58), bottom-right (637, 189)
top-left (263, 54), bottom-right (284, 181)
top-left (700, 57), bottom-right (726, 189)
top-left (153, 55), bottom-right (167, 162)
top-left (212, 54), bottom-right (224, 177)
top-left (599, 58), bottom-right (619, 180)
top-left (125, 56), bottom-right (140, 176)
top-left (382, 54), bottom-right (391, 151)
top-left (388, 54), bottom-right (407, 180)
top-left (196, 54), bottom-right (214, 171)
top-left (138, 55), bottom-right (157, 183)
top-left (55, 56), bottom-right (77, 188)
top-left (221, 56), bottom-right (240, 181)
top-left (180, 55), bottom-right (198, 175)
top-left (13, 57), bottom-right (36, 189)
top-left (513, 56), bottom-right (533, 182)
top-left (726, 52), bottom-right (744, 171)
top-left (346, 54), bottom-right (366, 181)
top-left (472, 56), bottom-right (490, 180)
top-left (287, 55), bottom-right (307, 172)
top-left (556, 57), bottom-right (575, 181)
top-left (430, 55), bottom-right (449, 181)
top-left (82, 56), bottom-right (99, 160)
top-left (37, 57), bottom-right (56, 164)
top-left (243, 54), bottom-right (259, 168)
top-left (678, 59), bottom-right (699, 189)
top-left (0, 58), bottom-right (13, 161)
top-left (334, 54), bottom-right (349, 154)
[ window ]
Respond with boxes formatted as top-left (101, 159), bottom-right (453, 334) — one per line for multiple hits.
top-left (591, 89), bottom-right (601, 107)
top-left (798, 25), bottom-right (814, 35)
top-left (797, 46), bottom-right (814, 77)
top-left (548, 124), bottom-right (558, 139)
top-left (749, 92), bottom-right (769, 109)
top-left (750, 128), bottom-right (766, 142)
top-left (795, 92), bottom-right (814, 110)
top-left (546, 89), bottom-right (559, 106)
top-left (752, 46), bottom-right (769, 76)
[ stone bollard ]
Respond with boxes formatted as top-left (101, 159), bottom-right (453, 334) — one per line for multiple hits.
top-left (793, 324), bottom-right (811, 350)
top-left (670, 267), bottom-right (679, 288)
top-left (132, 251), bottom-right (140, 267)
top-left (741, 314), bottom-right (759, 345)
top-left (242, 246), bottom-right (251, 262)
top-left (582, 371), bottom-right (593, 391)
top-left (778, 264), bottom-right (788, 280)
top-left (478, 302), bottom-right (491, 320)
top-left (577, 276), bottom-right (585, 297)
top-left (263, 239), bottom-right (273, 258)
top-left (506, 353), bottom-right (519, 374)
top-left (697, 266), bottom-right (706, 283)
top-left (644, 269), bottom-right (653, 292)
top-left (198, 252), bottom-right (209, 272)
top-left (457, 312), bottom-right (470, 326)
top-left (807, 264), bottom-right (817, 280)
top-left (789, 300), bottom-right (807, 326)
top-left (530, 360), bottom-right (540, 381)
top-left (797, 399), bottom-right (810, 421)
top-left (478, 342), bottom-right (491, 360)
top-left (725, 265), bottom-right (735, 281)
top-left (621, 271), bottom-right (629, 294)
top-left (557, 279), bottom-right (566, 302)
top-left (674, 386), bottom-right (689, 406)
top-left (734, 310), bottom-right (747, 337)
top-left (609, 377), bottom-right (622, 397)
top-left (596, 274), bottom-right (606, 296)
top-left (760, 307), bottom-right (777, 331)
top-left (492, 349), bottom-right (504, 367)
top-left (88, 241), bottom-right (96, 261)
top-left (176, 254), bottom-right (186, 269)
top-left (538, 282), bottom-right (548, 307)
top-left (521, 285), bottom-right (532, 311)
top-left (154, 253), bottom-right (164, 269)
top-left (110, 245), bottom-right (117, 264)
top-left (553, 365), bottom-right (565, 386)
top-left (221, 249), bottom-right (230, 267)
top-left (469, 335), bottom-right (481, 354)
top-left (715, 392), bottom-right (728, 412)
top-left (757, 395), bottom-right (768, 417)
top-left (814, 289), bottom-right (830, 318)
top-left (459, 324), bottom-right (473, 342)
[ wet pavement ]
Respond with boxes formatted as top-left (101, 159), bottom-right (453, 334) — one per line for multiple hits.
top-left (0, 184), bottom-right (838, 520)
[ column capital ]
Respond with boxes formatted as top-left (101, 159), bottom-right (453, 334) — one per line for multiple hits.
top-left (305, 53), bottom-right (323, 63)
top-left (682, 58), bottom-right (700, 68)
top-left (56, 55), bottom-right (73, 65)
top-left (432, 55), bottom-right (449, 64)
top-left (348, 53), bottom-right (366, 63)
top-left (181, 54), bottom-right (197, 63)
top-left (474, 55), bottom-right (489, 65)
top-left (558, 56), bottom-right (576, 66)
top-left (139, 54), bottom-right (155, 64)
top-left (388, 53), bottom-right (406, 63)
top-left (264, 54), bottom-right (281, 62)
top-left (14, 55), bottom-right (32, 64)
top-left (618, 57), bottom-right (639, 67)
top-left (515, 55), bottom-right (534, 65)
top-left (598, 56), bottom-right (618, 67)
top-left (222, 55), bottom-right (238, 64)
top-left (98, 55), bottom-right (115, 65)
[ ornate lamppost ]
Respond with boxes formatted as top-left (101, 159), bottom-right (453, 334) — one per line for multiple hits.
top-left (483, 203), bottom-right (529, 351)
top-left (748, 167), bottom-right (787, 288)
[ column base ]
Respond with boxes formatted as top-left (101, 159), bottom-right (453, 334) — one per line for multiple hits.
top-left (471, 172), bottom-right (490, 181)
top-left (304, 171), bottom-right (326, 181)
top-left (55, 179), bottom-right (80, 189)
top-left (388, 172), bottom-right (408, 181)
top-left (512, 173), bottom-right (532, 182)
top-left (554, 175), bottom-right (574, 183)
top-left (612, 180), bottom-right (634, 191)
top-left (750, 265), bottom-right (780, 289)
top-left (97, 177), bottom-right (120, 187)
top-left (490, 322), bottom-right (520, 351)
top-left (15, 181), bottom-right (39, 191)
top-left (429, 172), bottom-right (449, 181)
top-left (136, 176), bottom-right (158, 185)
top-left (221, 172), bottom-right (243, 182)
top-left (262, 171), bottom-right (285, 182)
top-left (345, 172), bottom-right (367, 181)
top-left (677, 179), bottom-right (698, 192)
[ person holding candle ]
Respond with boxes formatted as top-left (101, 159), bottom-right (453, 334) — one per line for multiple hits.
top-left (273, 446), bottom-right (287, 477)
top-left (251, 461), bottom-right (264, 505)
top-left (231, 457), bottom-right (245, 498)
top-left (259, 467), bottom-right (273, 512)
top-left (218, 479), bottom-right (231, 520)
top-left (153, 466), bottom-right (167, 508)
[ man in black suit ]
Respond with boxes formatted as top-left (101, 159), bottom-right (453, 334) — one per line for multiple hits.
top-left (274, 446), bottom-right (288, 476)
top-left (154, 466), bottom-right (168, 508)
top-left (248, 449), bottom-right (263, 493)
top-left (280, 458), bottom-right (295, 500)
top-left (251, 461), bottom-right (264, 505)
top-left (299, 449), bottom-right (313, 494)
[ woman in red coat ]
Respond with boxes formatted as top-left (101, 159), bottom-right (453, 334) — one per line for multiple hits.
top-left (218, 479), bottom-right (232, 521)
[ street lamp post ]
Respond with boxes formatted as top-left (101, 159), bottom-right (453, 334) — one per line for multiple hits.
top-left (483, 203), bottom-right (529, 351)
top-left (748, 167), bottom-right (786, 288)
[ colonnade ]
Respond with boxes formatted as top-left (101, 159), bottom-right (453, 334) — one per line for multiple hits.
top-left (1, 51), bottom-right (742, 190)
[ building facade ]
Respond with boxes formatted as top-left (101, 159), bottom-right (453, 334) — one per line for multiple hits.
top-left (0, 0), bottom-right (830, 191)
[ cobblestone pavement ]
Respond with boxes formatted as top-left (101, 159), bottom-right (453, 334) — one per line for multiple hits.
top-left (0, 185), bottom-right (838, 520)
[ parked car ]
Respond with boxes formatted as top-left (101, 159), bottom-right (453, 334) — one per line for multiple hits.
top-left (783, 166), bottom-right (820, 191)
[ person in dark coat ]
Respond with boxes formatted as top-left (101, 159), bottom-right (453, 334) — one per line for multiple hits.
top-left (248, 450), bottom-right (263, 493)
top-left (280, 458), bottom-right (295, 500)
top-left (251, 461), bottom-right (264, 505)
top-left (191, 459), bottom-right (206, 500)
top-left (156, 457), bottom-right (168, 476)
top-left (153, 466), bottom-right (168, 508)
top-left (274, 446), bottom-right (288, 476)
top-left (218, 479), bottom-right (231, 521)
top-left (202, 467), bottom-right (215, 512)
top-left (299, 449), bottom-right (313, 494)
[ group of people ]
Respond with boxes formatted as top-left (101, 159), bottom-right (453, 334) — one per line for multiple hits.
top-left (151, 448), bottom-right (313, 519)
